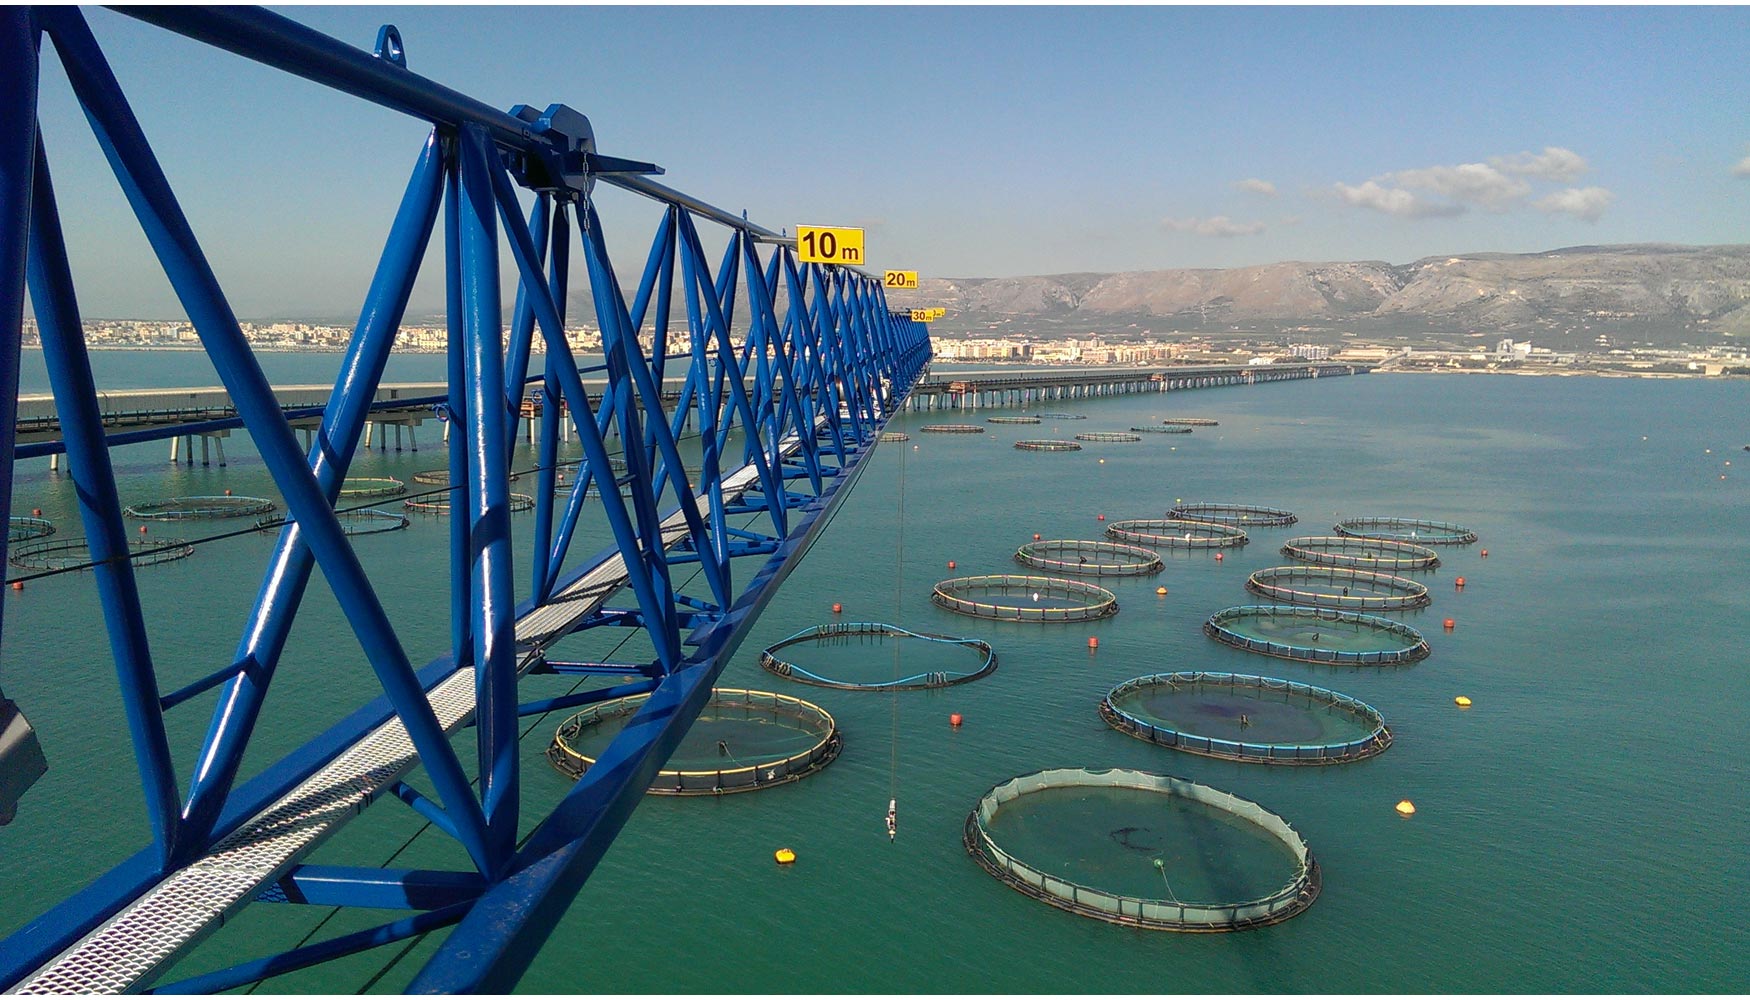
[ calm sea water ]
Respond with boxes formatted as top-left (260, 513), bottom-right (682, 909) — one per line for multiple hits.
top-left (2, 355), bottom-right (1746, 992)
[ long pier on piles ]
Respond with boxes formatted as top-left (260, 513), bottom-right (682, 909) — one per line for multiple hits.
top-left (905, 361), bottom-right (1368, 410)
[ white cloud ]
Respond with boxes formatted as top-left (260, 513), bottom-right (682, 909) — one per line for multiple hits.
top-left (1492, 146), bottom-right (1590, 182)
top-left (1333, 180), bottom-right (1463, 219)
top-left (1336, 146), bottom-right (1602, 220)
top-left (1162, 215), bottom-right (1266, 237)
top-left (1532, 186), bottom-right (1615, 222)
top-left (1733, 155), bottom-right (1750, 178)
top-left (1234, 178), bottom-right (1277, 197)
top-left (1388, 162), bottom-right (1529, 211)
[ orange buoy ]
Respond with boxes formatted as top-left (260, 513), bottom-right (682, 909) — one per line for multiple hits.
top-left (1214, 552), bottom-right (1224, 562)
top-left (1443, 618), bottom-right (1455, 630)
top-left (139, 525), bottom-right (148, 535)
top-left (1395, 800), bottom-right (1416, 817)
top-left (947, 560), bottom-right (956, 569)
top-left (10, 581), bottom-right (21, 591)
top-left (831, 602), bottom-right (842, 614)
top-left (1033, 533), bottom-right (1042, 541)
top-left (224, 489), bottom-right (232, 496)
top-left (1087, 637), bottom-right (1099, 649)
top-left (1155, 586), bottom-right (1168, 596)
top-left (31, 508), bottom-right (41, 517)
top-left (1454, 576), bottom-right (1466, 589)
top-left (1480, 549), bottom-right (1488, 558)
top-left (950, 712), bottom-right (963, 727)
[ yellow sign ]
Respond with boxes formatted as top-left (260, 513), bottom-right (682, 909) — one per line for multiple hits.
top-left (796, 225), bottom-right (865, 265)
top-left (911, 309), bottom-right (930, 322)
top-left (883, 270), bottom-right (919, 289)
top-left (929, 307), bottom-right (946, 320)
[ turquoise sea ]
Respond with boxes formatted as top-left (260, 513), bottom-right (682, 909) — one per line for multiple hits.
top-left (2, 355), bottom-right (1747, 992)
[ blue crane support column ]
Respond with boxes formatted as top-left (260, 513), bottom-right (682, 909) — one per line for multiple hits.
top-left (457, 124), bottom-right (519, 870)
top-left (26, 140), bottom-right (182, 865)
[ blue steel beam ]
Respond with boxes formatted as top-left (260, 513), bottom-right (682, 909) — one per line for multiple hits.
top-left (3, 5), bottom-right (933, 992)
top-left (40, 5), bottom-right (497, 874)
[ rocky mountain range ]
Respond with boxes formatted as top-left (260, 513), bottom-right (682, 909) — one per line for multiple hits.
top-left (885, 244), bottom-right (1750, 346)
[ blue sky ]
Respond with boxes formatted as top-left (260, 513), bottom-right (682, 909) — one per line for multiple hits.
top-left (28, 5), bottom-right (1750, 318)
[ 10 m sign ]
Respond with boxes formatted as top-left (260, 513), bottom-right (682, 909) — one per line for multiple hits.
top-left (796, 225), bottom-right (865, 265)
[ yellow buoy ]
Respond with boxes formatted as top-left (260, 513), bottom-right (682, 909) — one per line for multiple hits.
top-left (1454, 696), bottom-right (1472, 708)
top-left (1155, 586), bottom-right (1168, 596)
top-left (1395, 800), bottom-right (1416, 816)
top-left (774, 847), bottom-right (796, 865)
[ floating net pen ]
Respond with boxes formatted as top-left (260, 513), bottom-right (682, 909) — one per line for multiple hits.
top-left (1101, 671), bottom-right (1393, 764)
top-left (759, 622), bottom-right (996, 691)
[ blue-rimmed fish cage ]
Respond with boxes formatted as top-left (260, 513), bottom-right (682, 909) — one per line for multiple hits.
top-left (1100, 671), bottom-right (1392, 764)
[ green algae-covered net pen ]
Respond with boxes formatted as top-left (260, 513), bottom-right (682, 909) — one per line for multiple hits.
top-left (964, 767), bottom-right (1320, 931)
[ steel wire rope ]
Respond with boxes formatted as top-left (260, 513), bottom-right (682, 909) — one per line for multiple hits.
top-left (336, 477), bottom-right (830, 992)
top-left (4, 431), bottom-right (710, 585)
top-left (889, 439), bottom-right (905, 840)
top-left (260, 543), bottom-right (725, 995)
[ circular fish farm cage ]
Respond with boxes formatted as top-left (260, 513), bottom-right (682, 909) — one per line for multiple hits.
top-left (1075, 432), bottom-right (1142, 443)
top-left (1105, 519), bottom-right (1248, 549)
top-left (410, 468), bottom-right (450, 485)
top-left (1204, 606), bottom-right (1430, 666)
top-left (122, 495), bottom-right (276, 521)
top-left (1245, 565), bottom-right (1431, 611)
top-left (1101, 673), bottom-right (1392, 764)
top-left (964, 767), bottom-right (1319, 931)
top-left (932, 574), bottom-right (1118, 623)
top-left (1014, 440), bottom-right (1082, 452)
top-left (547, 688), bottom-right (841, 794)
top-left (1167, 503), bottom-right (1296, 527)
top-left (920, 424), bottom-right (985, 434)
top-left (254, 508), bottom-right (411, 537)
top-left (1129, 425), bottom-right (1193, 434)
top-left (7, 517), bottom-right (55, 543)
top-left (10, 535), bottom-right (194, 570)
top-left (337, 477), bottom-right (406, 500)
top-left (987, 415), bottom-right (1041, 425)
top-left (1161, 418), bottom-right (1219, 426)
top-left (1334, 516), bottom-right (1477, 545)
top-left (1015, 539), bottom-right (1164, 577)
top-left (1281, 535), bottom-right (1441, 571)
top-left (1039, 413), bottom-right (1086, 420)
top-left (403, 493), bottom-right (536, 515)
top-left (878, 431), bottom-right (911, 442)
top-left (759, 622), bottom-right (996, 691)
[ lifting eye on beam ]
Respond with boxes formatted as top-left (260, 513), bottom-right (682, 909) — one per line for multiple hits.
top-left (505, 103), bottom-right (663, 196)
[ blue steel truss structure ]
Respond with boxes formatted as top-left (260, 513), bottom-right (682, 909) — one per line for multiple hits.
top-left (0, 7), bottom-right (928, 992)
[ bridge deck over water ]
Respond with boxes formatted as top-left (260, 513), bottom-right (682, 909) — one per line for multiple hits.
top-left (905, 361), bottom-right (1368, 409)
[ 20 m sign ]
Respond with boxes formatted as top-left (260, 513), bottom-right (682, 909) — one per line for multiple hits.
top-left (796, 225), bottom-right (865, 265)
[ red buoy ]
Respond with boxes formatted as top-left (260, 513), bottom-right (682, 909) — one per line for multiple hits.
top-left (1480, 549), bottom-right (1489, 558)
top-left (947, 560), bottom-right (956, 570)
top-left (949, 713), bottom-right (963, 727)
top-left (31, 508), bottom-right (41, 517)
top-left (139, 525), bottom-right (148, 535)
top-left (224, 489), bottom-right (232, 496)
top-left (1214, 552), bottom-right (1224, 562)
top-left (1455, 576), bottom-right (1466, 589)
top-left (1087, 636), bottom-right (1099, 649)
top-left (1033, 533), bottom-right (1042, 541)
top-left (1097, 514), bottom-right (1105, 521)
top-left (831, 602), bottom-right (842, 614)
top-left (1443, 618), bottom-right (1456, 630)
top-left (10, 581), bottom-right (21, 591)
